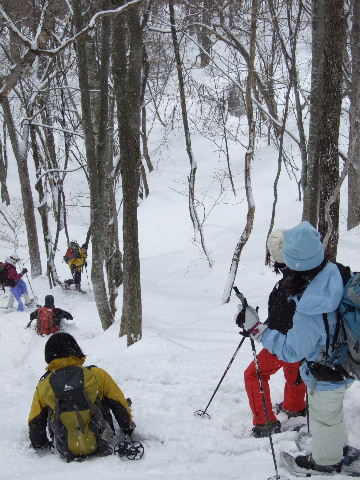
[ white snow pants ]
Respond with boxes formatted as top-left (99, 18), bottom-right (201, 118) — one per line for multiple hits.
top-left (309, 386), bottom-right (348, 466)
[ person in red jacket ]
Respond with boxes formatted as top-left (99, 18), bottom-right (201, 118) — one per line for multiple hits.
top-left (242, 230), bottom-right (306, 438)
top-left (3, 253), bottom-right (32, 311)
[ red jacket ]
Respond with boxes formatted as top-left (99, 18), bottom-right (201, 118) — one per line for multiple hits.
top-left (4, 263), bottom-right (22, 287)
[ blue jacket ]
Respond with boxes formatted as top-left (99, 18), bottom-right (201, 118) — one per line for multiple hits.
top-left (261, 262), bottom-right (354, 391)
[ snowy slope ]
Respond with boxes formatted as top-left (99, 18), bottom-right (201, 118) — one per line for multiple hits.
top-left (1, 90), bottom-right (360, 480)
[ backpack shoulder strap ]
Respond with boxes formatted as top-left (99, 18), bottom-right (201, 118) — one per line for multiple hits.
top-left (322, 313), bottom-right (330, 362)
top-left (39, 370), bottom-right (52, 382)
top-left (322, 310), bottom-right (345, 362)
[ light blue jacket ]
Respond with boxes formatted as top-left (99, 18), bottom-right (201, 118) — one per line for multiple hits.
top-left (261, 262), bottom-right (354, 391)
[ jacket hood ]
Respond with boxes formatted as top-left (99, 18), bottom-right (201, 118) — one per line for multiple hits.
top-left (45, 355), bottom-right (85, 371)
top-left (296, 262), bottom-right (343, 315)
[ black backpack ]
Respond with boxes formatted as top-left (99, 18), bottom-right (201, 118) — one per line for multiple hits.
top-left (63, 242), bottom-right (81, 263)
top-left (0, 262), bottom-right (12, 287)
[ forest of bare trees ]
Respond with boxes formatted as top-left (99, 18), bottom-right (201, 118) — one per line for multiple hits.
top-left (0, 0), bottom-right (358, 344)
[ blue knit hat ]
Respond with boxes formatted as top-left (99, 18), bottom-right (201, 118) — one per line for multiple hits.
top-left (283, 221), bottom-right (324, 271)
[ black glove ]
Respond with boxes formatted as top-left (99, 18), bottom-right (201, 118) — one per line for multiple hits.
top-left (33, 438), bottom-right (52, 450)
top-left (21, 268), bottom-right (28, 275)
top-left (122, 421), bottom-right (136, 436)
top-left (235, 304), bottom-right (246, 329)
top-left (66, 314), bottom-right (73, 320)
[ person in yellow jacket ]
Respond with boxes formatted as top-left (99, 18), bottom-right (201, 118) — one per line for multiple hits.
top-left (63, 241), bottom-right (88, 291)
top-left (28, 333), bottom-right (134, 460)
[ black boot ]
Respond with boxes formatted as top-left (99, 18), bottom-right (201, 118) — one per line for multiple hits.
top-left (251, 420), bottom-right (281, 438)
top-left (275, 402), bottom-right (307, 418)
top-left (295, 454), bottom-right (342, 474)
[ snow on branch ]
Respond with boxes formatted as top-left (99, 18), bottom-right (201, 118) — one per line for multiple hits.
top-left (181, 27), bottom-right (301, 148)
top-left (30, 122), bottom-right (84, 138)
top-left (0, 0), bottom-right (142, 57)
top-left (36, 165), bottom-right (87, 184)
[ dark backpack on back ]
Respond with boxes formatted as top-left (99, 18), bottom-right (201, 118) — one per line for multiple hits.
top-left (0, 262), bottom-right (12, 287)
top-left (63, 242), bottom-right (80, 263)
top-left (307, 272), bottom-right (360, 382)
top-left (48, 365), bottom-right (111, 459)
top-left (36, 307), bottom-right (59, 335)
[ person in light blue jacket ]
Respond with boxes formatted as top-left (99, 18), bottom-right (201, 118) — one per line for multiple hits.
top-left (238, 221), bottom-right (356, 475)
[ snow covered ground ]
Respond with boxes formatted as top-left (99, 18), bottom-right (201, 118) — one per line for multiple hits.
top-left (1, 116), bottom-right (360, 480)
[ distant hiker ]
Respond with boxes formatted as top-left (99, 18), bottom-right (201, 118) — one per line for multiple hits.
top-left (237, 221), bottom-right (357, 475)
top-left (242, 230), bottom-right (306, 438)
top-left (63, 241), bottom-right (87, 291)
top-left (1, 253), bottom-right (32, 311)
top-left (28, 332), bottom-right (135, 461)
top-left (27, 295), bottom-right (73, 335)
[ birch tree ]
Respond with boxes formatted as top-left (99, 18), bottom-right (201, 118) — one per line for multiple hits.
top-left (222, 0), bottom-right (258, 304)
top-left (169, 0), bottom-right (213, 268)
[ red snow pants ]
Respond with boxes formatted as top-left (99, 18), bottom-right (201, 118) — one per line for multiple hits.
top-left (244, 348), bottom-right (306, 425)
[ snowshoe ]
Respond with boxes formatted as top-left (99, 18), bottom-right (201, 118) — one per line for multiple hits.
top-left (114, 437), bottom-right (144, 460)
top-left (295, 431), bottom-right (312, 454)
top-left (26, 297), bottom-right (38, 308)
top-left (281, 451), bottom-right (342, 476)
top-left (275, 402), bottom-right (307, 418)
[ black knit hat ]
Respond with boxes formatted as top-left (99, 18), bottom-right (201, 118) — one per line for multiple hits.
top-left (44, 295), bottom-right (54, 307)
top-left (45, 333), bottom-right (85, 364)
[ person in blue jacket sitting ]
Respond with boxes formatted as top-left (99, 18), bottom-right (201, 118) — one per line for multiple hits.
top-left (237, 221), bottom-right (356, 476)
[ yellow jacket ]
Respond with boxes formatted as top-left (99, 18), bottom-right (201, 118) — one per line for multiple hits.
top-left (28, 356), bottom-right (132, 456)
top-left (67, 247), bottom-right (87, 271)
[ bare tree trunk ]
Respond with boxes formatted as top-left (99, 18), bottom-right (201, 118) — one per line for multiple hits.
top-left (317, 0), bottom-right (345, 260)
top-left (267, 0), bottom-right (307, 191)
top-left (30, 125), bottom-right (58, 288)
top-left (1, 98), bottom-right (42, 276)
top-left (72, 0), bottom-right (114, 330)
top-left (169, 0), bottom-right (213, 267)
top-left (266, 82), bottom-right (292, 264)
top-left (199, 0), bottom-right (212, 67)
top-left (112, 1), bottom-right (142, 346)
top-left (98, 6), bottom-right (123, 316)
top-left (222, 0), bottom-right (258, 304)
top-left (302, 0), bottom-right (326, 225)
top-left (347, 0), bottom-right (360, 230)
top-left (140, 46), bottom-right (154, 174)
top-left (0, 134), bottom-right (10, 205)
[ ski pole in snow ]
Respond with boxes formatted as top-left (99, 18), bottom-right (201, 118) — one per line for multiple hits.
top-left (25, 273), bottom-right (36, 298)
top-left (234, 287), bottom-right (289, 480)
top-left (194, 335), bottom-right (246, 419)
top-left (84, 264), bottom-right (91, 292)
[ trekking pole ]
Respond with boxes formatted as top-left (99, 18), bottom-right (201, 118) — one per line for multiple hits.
top-left (194, 335), bottom-right (247, 419)
top-left (306, 388), bottom-right (310, 433)
top-left (25, 273), bottom-right (36, 298)
top-left (84, 264), bottom-right (92, 293)
top-left (234, 287), bottom-right (289, 480)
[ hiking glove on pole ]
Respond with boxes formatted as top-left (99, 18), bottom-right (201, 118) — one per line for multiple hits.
top-left (236, 304), bottom-right (268, 341)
